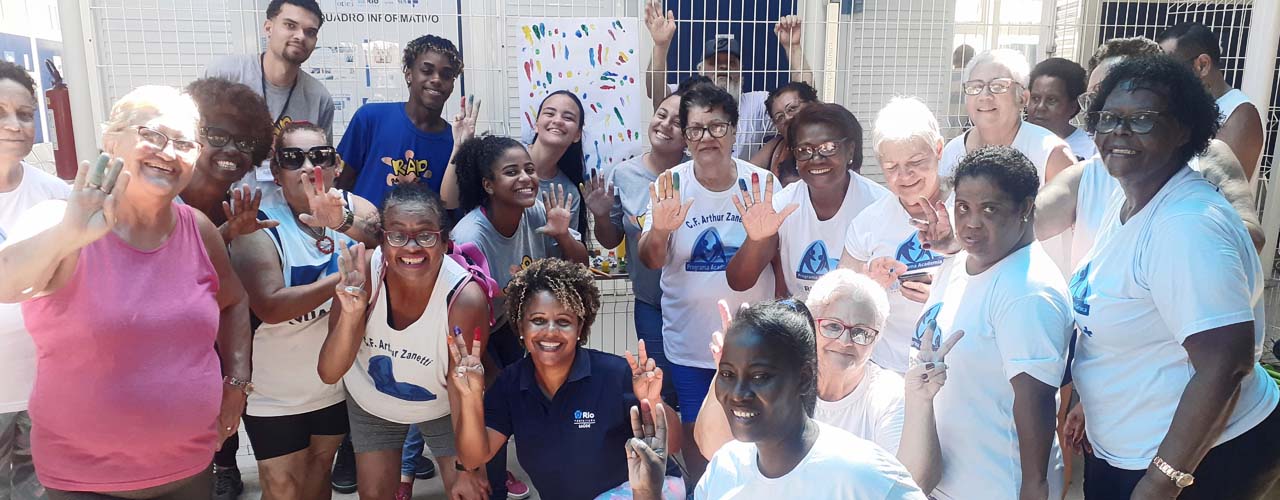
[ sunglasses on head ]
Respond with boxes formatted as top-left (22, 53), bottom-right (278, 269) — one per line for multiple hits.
top-left (276, 146), bottom-right (337, 170)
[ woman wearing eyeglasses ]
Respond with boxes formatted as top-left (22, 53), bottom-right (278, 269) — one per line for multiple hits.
top-left (747, 82), bottom-right (820, 186)
top-left (1070, 55), bottom-right (1280, 500)
top-left (225, 122), bottom-right (376, 499)
top-left (637, 84), bottom-right (776, 487)
top-left (0, 86), bottom-right (251, 498)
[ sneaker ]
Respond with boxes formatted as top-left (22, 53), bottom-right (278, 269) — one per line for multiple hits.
top-left (212, 464), bottom-right (243, 500)
top-left (414, 455), bottom-right (436, 480)
top-left (505, 472), bottom-right (531, 499)
top-left (394, 481), bottom-right (414, 500)
top-left (331, 437), bottom-right (358, 494)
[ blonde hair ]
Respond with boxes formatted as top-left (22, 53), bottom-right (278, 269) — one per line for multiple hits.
top-left (804, 269), bottom-right (890, 331)
top-left (101, 85), bottom-right (200, 140)
top-left (871, 96), bottom-right (943, 156)
top-left (965, 48), bottom-right (1032, 87)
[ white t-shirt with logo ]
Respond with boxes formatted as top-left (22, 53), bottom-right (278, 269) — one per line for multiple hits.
top-left (916, 242), bottom-right (1070, 500)
top-left (815, 363), bottom-right (906, 455)
top-left (696, 421), bottom-right (925, 499)
top-left (774, 172), bottom-right (890, 300)
top-left (643, 159), bottom-right (775, 369)
top-left (843, 194), bottom-right (952, 374)
top-left (1069, 166), bottom-right (1280, 470)
top-left (0, 163), bottom-right (71, 413)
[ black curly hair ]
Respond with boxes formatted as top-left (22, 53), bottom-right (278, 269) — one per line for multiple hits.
top-left (1030, 57), bottom-right (1087, 104)
top-left (727, 299), bottom-right (819, 417)
top-left (765, 81), bottom-right (818, 120)
top-left (186, 77), bottom-right (276, 167)
top-left (455, 135), bottom-right (528, 213)
top-left (954, 145), bottom-right (1039, 206)
top-left (1087, 37), bottom-right (1160, 73)
top-left (1085, 55), bottom-right (1219, 169)
top-left (402, 34), bottom-right (463, 73)
top-left (0, 60), bottom-right (36, 97)
top-left (1156, 22), bottom-right (1222, 68)
top-left (379, 181), bottom-right (449, 243)
top-left (785, 102), bottom-right (864, 172)
top-left (267, 0), bottom-right (323, 27)
top-left (679, 85), bottom-right (739, 135)
top-left (505, 258), bottom-right (601, 346)
top-left (676, 75), bottom-right (715, 95)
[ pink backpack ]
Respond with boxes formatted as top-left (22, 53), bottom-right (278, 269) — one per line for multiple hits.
top-left (446, 241), bottom-right (500, 327)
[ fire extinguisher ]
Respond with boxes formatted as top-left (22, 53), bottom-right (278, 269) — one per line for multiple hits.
top-left (44, 58), bottom-right (78, 180)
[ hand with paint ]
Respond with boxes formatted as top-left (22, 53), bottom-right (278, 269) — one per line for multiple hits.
top-left (583, 168), bottom-right (616, 219)
top-left (731, 172), bottom-right (797, 243)
top-left (452, 95), bottom-right (482, 146)
top-left (866, 256), bottom-right (907, 289)
top-left (220, 184), bottom-right (279, 244)
top-left (298, 166), bottom-right (347, 230)
top-left (646, 169), bottom-right (693, 234)
top-left (905, 323), bottom-right (963, 401)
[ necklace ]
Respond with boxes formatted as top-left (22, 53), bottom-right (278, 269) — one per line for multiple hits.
top-left (296, 212), bottom-right (334, 254)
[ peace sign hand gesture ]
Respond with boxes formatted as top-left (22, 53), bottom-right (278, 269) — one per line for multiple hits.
top-left (536, 184), bottom-right (574, 237)
top-left (910, 196), bottom-right (960, 255)
top-left (448, 326), bottom-right (486, 397)
top-left (626, 399), bottom-right (670, 500)
top-left (334, 242), bottom-right (369, 314)
top-left (220, 184), bottom-right (280, 243)
top-left (452, 95), bottom-right (482, 145)
top-left (708, 299), bottom-right (748, 363)
top-left (644, 1), bottom-right (677, 47)
top-left (732, 172), bottom-right (797, 243)
top-left (298, 166), bottom-right (347, 230)
top-left (906, 322), bottom-right (964, 402)
top-left (626, 340), bottom-right (664, 404)
top-left (61, 154), bottom-right (128, 248)
top-left (583, 168), bottom-right (616, 219)
top-left (647, 170), bottom-right (693, 234)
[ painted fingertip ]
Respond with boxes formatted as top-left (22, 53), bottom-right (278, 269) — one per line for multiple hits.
top-left (738, 178), bottom-right (748, 191)
top-left (751, 172), bottom-right (759, 184)
top-left (453, 326), bottom-right (463, 337)
top-left (672, 172), bottom-right (680, 190)
top-left (925, 362), bottom-right (935, 370)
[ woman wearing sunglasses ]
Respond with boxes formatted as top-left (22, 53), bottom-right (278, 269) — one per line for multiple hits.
top-left (0, 86), bottom-right (250, 498)
top-left (224, 121), bottom-right (376, 499)
top-left (318, 182), bottom-right (492, 500)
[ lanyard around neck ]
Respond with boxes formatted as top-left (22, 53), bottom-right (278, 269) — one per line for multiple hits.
top-left (260, 52), bottom-right (299, 125)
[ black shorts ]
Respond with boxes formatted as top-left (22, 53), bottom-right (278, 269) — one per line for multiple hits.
top-left (242, 401), bottom-right (349, 461)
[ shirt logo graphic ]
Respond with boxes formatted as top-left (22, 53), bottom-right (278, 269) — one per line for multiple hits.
top-left (912, 303), bottom-right (943, 350)
top-left (686, 228), bottom-right (737, 272)
top-left (367, 355), bottom-right (438, 402)
top-left (384, 149), bottom-right (432, 187)
top-left (1069, 264), bottom-right (1091, 316)
top-left (796, 240), bottom-right (837, 280)
top-left (896, 233), bottom-right (945, 271)
top-left (573, 409), bottom-right (597, 429)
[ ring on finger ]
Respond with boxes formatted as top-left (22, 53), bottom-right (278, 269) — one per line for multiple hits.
top-left (344, 285), bottom-right (364, 295)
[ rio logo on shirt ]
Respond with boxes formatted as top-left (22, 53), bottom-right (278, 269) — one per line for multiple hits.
top-left (896, 233), bottom-right (944, 271)
top-left (383, 149), bottom-right (432, 187)
top-left (687, 228), bottom-right (738, 272)
top-left (573, 409), bottom-right (596, 429)
top-left (796, 240), bottom-right (837, 280)
top-left (912, 303), bottom-right (943, 350)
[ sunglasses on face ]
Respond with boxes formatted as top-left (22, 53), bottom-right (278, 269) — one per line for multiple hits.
top-left (275, 146), bottom-right (337, 170)
top-left (200, 126), bottom-right (260, 154)
top-left (1087, 110), bottom-right (1164, 135)
top-left (136, 126), bottom-right (201, 157)
top-left (816, 318), bottom-right (879, 345)
top-left (384, 229), bottom-right (441, 248)
top-left (683, 122), bottom-right (733, 141)
top-left (793, 140), bottom-right (847, 162)
top-left (962, 78), bottom-right (1020, 96)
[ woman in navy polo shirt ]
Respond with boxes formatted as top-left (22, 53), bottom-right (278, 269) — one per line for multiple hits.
top-left (451, 258), bottom-right (684, 500)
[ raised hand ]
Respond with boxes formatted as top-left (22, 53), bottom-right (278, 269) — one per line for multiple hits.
top-left (1061, 402), bottom-right (1091, 454)
top-left (334, 242), bottom-right (369, 314)
top-left (866, 256), bottom-right (908, 289)
top-left (220, 184), bottom-right (279, 243)
top-left (536, 183), bottom-right (574, 237)
top-left (448, 326), bottom-right (486, 397)
top-left (731, 172), bottom-right (797, 242)
top-left (646, 170), bottom-right (693, 234)
top-left (452, 95), bottom-right (482, 146)
top-left (905, 323), bottom-right (963, 401)
top-left (626, 340), bottom-right (664, 404)
top-left (774, 15), bottom-right (803, 51)
top-left (61, 154), bottom-right (128, 248)
top-left (910, 196), bottom-right (960, 255)
top-left (626, 399), bottom-right (669, 500)
top-left (298, 166), bottom-right (347, 229)
top-left (644, 1), bottom-right (677, 47)
top-left (707, 299), bottom-right (741, 364)
top-left (583, 168), bottom-right (616, 219)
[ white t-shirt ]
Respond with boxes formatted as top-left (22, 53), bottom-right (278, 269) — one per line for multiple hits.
top-left (1070, 166), bottom-right (1280, 470)
top-left (774, 172), bottom-right (889, 299)
top-left (843, 194), bottom-right (952, 374)
top-left (918, 243), bottom-right (1071, 500)
top-left (815, 363), bottom-right (906, 455)
top-left (695, 421), bottom-right (926, 500)
top-left (1063, 127), bottom-right (1097, 161)
top-left (643, 159), bottom-right (775, 369)
top-left (0, 162), bottom-right (70, 413)
top-left (1070, 155), bottom-right (1117, 268)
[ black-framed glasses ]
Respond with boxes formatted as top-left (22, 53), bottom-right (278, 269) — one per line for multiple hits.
top-left (276, 146), bottom-right (337, 170)
top-left (1087, 110), bottom-right (1164, 135)
top-left (136, 126), bottom-right (201, 157)
top-left (816, 318), bottom-right (878, 345)
top-left (962, 78), bottom-right (1020, 96)
top-left (200, 126), bottom-right (261, 154)
top-left (1077, 91), bottom-right (1098, 113)
top-left (384, 230), bottom-right (441, 248)
top-left (793, 140), bottom-right (847, 162)
top-left (683, 122), bottom-right (733, 141)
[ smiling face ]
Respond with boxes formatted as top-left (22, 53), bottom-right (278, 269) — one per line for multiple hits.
top-left (769, 91), bottom-right (807, 139)
top-left (108, 110), bottom-right (202, 201)
top-left (649, 95), bottom-right (684, 155)
top-left (791, 122), bottom-right (851, 187)
top-left (483, 145), bottom-right (539, 208)
top-left (535, 93), bottom-right (583, 149)
top-left (193, 112), bottom-right (255, 186)
top-left (380, 201), bottom-right (446, 278)
top-left (953, 174), bottom-right (1031, 268)
top-left (966, 62), bottom-right (1025, 132)
top-left (877, 137), bottom-right (941, 204)
top-left (519, 290), bottom-right (583, 369)
top-left (1094, 85), bottom-right (1187, 182)
top-left (0, 79), bottom-right (35, 167)
top-left (684, 105), bottom-right (735, 166)
top-left (264, 4), bottom-right (320, 65)
top-left (716, 327), bottom-right (809, 444)
top-left (1026, 75), bottom-right (1080, 134)
top-left (406, 50), bottom-right (458, 113)
top-left (807, 295), bottom-right (880, 374)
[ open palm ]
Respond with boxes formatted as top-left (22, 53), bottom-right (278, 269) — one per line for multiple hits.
top-left (732, 174), bottom-right (797, 242)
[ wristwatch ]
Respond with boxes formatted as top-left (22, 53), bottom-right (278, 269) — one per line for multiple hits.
top-left (223, 375), bottom-right (254, 396)
top-left (1152, 456), bottom-right (1194, 488)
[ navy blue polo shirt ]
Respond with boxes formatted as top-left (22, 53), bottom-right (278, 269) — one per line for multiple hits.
top-left (484, 348), bottom-right (681, 500)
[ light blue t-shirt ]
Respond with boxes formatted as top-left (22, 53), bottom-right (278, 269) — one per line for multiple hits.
top-left (337, 102), bottom-right (453, 206)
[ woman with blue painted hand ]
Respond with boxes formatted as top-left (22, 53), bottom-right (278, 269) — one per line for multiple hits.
top-left (1070, 54), bottom-right (1280, 500)
top-left (912, 145), bottom-right (1072, 499)
top-left (317, 183), bottom-right (491, 500)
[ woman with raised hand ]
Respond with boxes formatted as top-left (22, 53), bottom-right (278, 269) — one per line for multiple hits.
top-left (628, 300), bottom-right (925, 499)
top-left (913, 146), bottom-right (1071, 499)
top-left (0, 85), bottom-right (251, 499)
top-left (727, 102), bottom-right (889, 299)
top-left (637, 84), bottom-right (776, 486)
top-left (451, 258), bottom-right (684, 500)
top-left (1070, 55), bottom-right (1280, 499)
top-left (317, 182), bottom-right (491, 500)
top-left (747, 81), bottom-right (820, 185)
top-left (226, 121), bottom-right (377, 499)
top-left (837, 96), bottom-right (949, 374)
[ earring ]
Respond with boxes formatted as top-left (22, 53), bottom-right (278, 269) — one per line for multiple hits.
top-left (1022, 215), bottom-right (1029, 222)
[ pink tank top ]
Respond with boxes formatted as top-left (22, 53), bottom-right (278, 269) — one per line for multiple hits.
top-left (21, 203), bottom-right (222, 492)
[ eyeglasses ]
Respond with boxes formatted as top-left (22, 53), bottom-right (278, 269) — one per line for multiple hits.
top-left (384, 229), bottom-right (441, 248)
top-left (793, 140), bottom-right (847, 162)
top-left (772, 102), bottom-right (804, 123)
top-left (683, 122), bottom-right (733, 141)
top-left (136, 126), bottom-right (201, 157)
top-left (1077, 91), bottom-right (1098, 112)
top-left (815, 318), bottom-right (878, 345)
top-left (1087, 110), bottom-right (1164, 135)
top-left (276, 146), bottom-right (337, 170)
top-left (962, 78), bottom-right (1020, 96)
top-left (200, 126), bottom-right (260, 154)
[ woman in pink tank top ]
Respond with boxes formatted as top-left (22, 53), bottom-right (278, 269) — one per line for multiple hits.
top-left (0, 85), bottom-right (252, 498)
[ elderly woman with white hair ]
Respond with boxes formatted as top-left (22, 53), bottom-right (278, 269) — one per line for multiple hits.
top-left (693, 269), bottom-right (948, 491)
top-left (0, 86), bottom-right (251, 499)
